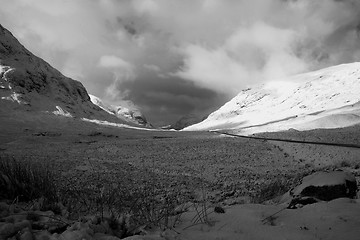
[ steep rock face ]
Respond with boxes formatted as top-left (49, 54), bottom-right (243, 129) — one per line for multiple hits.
top-left (89, 94), bottom-right (151, 127)
top-left (0, 24), bottom-right (106, 120)
top-left (185, 62), bottom-right (360, 134)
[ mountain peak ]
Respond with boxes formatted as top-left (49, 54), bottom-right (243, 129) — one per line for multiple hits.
top-left (89, 94), bottom-right (151, 127)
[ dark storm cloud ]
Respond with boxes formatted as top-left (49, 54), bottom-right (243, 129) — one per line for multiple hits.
top-left (120, 72), bottom-right (227, 125)
top-left (1, 0), bottom-right (360, 125)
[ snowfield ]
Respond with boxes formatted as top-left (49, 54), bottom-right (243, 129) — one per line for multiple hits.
top-left (185, 62), bottom-right (360, 134)
top-left (81, 118), bottom-right (157, 131)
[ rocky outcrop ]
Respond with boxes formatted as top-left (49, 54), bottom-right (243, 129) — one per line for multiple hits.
top-left (288, 171), bottom-right (357, 209)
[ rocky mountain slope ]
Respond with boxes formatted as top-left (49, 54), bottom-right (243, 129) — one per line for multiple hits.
top-left (185, 62), bottom-right (360, 134)
top-left (89, 94), bottom-right (151, 127)
top-left (0, 24), bottom-right (139, 126)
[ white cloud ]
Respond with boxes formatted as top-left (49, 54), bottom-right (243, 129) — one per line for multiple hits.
top-left (0, 0), bottom-right (359, 101)
top-left (143, 64), bottom-right (160, 72)
top-left (175, 45), bottom-right (251, 95)
top-left (97, 56), bottom-right (136, 101)
top-left (98, 55), bottom-right (132, 69)
top-left (175, 22), bottom-right (309, 94)
top-left (132, 0), bottom-right (159, 15)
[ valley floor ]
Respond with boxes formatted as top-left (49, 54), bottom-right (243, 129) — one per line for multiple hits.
top-left (1, 113), bottom-right (360, 239)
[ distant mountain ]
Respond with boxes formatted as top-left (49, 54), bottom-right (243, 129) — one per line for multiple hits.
top-left (0, 24), bottom-right (143, 127)
top-left (185, 62), bottom-right (360, 135)
top-left (169, 114), bottom-right (207, 130)
top-left (89, 94), bottom-right (151, 127)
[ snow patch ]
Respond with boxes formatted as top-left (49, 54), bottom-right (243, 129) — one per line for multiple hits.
top-left (0, 65), bottom-right (14, 82)
top-left (52, 106), bottom-right (73, 117)
top-left (1, 93), bottom-right (27, 104)
top-left (89, 94), bottom-right (115, 115)
top-left (81, 118), bottom-right (157, 131)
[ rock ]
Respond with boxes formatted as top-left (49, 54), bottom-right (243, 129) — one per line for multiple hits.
top-left (214, 206), bottom-right (225, 213)
top-left (288, 171), bottom-right (357, 208)
top-left (174, 202), bottom-right (193, 214)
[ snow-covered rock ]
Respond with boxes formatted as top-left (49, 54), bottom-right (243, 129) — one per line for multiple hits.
top-left (52, 106), bottom-right (73, 118)
top-left (185, 62), bottom-right (360, 134)
top-left (291, 171), bottom-right (357, 201)
top-left (89, 95), bottom-right (150, 127)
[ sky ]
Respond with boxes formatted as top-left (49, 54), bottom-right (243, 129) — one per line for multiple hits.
top-left (1, 0), bottom-right (360, 126)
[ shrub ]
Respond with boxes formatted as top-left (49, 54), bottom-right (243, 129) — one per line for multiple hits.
top-left (338, 160), bottom-right (351, 168)
top-left (0, 155), bottom-right (58, 203)
top-left (59, 168), bottom-right (192, 237)
top-left (252, 178), bottom-right (292, 204)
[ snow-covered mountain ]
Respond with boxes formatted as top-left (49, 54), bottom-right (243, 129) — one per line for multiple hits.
top-left (89, 94), bottom-right (151, 127)
top-left (185, 62), bottom-right (360, 135)
top-left (0, 23), bottom-right (144, 127)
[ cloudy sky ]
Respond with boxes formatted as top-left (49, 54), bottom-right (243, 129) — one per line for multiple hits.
top-left (1, 0), bottom-right (360, 126)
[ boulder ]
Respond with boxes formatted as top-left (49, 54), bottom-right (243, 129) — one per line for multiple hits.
top-left (288, 171), bottom-right (357, 208)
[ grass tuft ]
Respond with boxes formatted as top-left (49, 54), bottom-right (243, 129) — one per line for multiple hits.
top-left (0, 155), bottom-right (58, 203)
top-left (252, 178), bottom-right (292, 204)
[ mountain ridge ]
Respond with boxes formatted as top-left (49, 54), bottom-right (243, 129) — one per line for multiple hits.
top-left (0, 23), bottom-right (145, 128)
top-left (89, 94), bottom-right (151, 127)
top-left (185, 62), bottom-right (360, 134)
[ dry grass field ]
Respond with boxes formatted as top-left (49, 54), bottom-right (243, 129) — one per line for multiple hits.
top-left (1, 113), bottom-right (360, 239)
top-left (1, 112), bottom-right (359, 207)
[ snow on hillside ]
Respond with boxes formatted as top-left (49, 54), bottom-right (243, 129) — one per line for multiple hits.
top-left (89, 94), bottom-right (150, 127)
top-left (0, 24), bottom-right (150, 129)
top-left (0, 23), bottom-right (100, 117)
top-left (185, 62), bottom-right (360, 134)
top-left (82, 118), bottom-right (156, 131)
